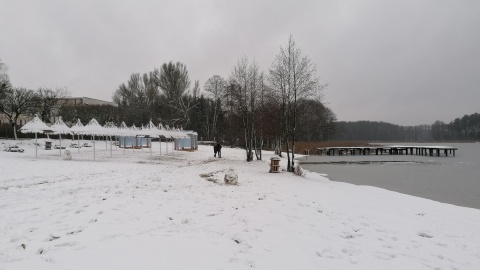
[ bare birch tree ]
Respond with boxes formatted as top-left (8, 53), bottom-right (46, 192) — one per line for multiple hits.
top-left (204, 75), bottom-right (226, 139)
top-left (229, 57), bottom-right (263, 161)
top-left (191, 80), bottom-right (200, 99)
top-left (269, 35), bottom-right (325, 172)
top-left (176, 88), bottom-right (197, 127)
top-left (176, 79), bottom-right (200, 128)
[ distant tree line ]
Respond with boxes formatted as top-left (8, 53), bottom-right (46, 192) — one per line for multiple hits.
top-left (334, 121), bottom-right (431, 141)
top-left (431, 113), bottom-right (480, 140)
top-left (334, 113), bottom-right (480, 142)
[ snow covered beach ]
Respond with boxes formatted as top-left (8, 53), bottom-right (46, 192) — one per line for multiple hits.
top-left (1, 139), bottom-right (480, 269)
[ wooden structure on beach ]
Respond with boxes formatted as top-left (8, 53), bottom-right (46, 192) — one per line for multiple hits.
top-left (317, 145), bottom-right (457, 157)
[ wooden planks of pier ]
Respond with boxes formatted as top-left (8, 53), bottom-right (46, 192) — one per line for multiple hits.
top-left (316, 146), bottom-right (457, 157)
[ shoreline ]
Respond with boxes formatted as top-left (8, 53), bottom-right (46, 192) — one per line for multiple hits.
top-left (300, 142), bottom-right (480, 210)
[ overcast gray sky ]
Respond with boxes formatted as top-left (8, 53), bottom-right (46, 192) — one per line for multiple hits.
top-left (1, 0), bottom-right (479, 125)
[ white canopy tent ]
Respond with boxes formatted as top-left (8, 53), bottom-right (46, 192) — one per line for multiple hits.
top-left (19, 115), bottom-right (52, 158)
top-left (103, 122), bottom-right (118, 157)
top-left (81, 118), bottom-right (106, 161)
top-left (129, 125), bottom-right (139, 153)
top-left (69, 119), bottom-right (85, 154)
top-left (118, 121), bottom-right (129, 155)
top-left (50, 117), bottom-right (71, 156)
top-left (143, 120), bottom-right (159, 156)
top-left (22, 116), bottom-right (193, 160)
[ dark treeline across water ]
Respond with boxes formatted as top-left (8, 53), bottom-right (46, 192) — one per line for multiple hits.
top-left (334, 112), bottom-right (480, 142)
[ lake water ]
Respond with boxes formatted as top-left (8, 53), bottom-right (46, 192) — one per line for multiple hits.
top-left (299, 143), bottom-right (480, 209)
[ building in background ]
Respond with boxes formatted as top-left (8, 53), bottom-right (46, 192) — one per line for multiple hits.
top-left (56, 97), bottom-right (117, 107)
top-left (1, 96), bottom-right (116, 138)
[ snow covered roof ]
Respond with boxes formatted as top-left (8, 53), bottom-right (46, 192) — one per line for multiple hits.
top-left (19, 115), bottom-right (52, 134)
top-left (102, 122), bottom-right (118, 136)
top-left (41, 116), bottom-right (193, 138)
top-left (50, 117), bottom-right (71, 134)
top-left (69, 119), bottom-right (85, 134)
top-left (82, 118), bottom-right (106, 135)
top-left (142, 120), bottom-right (159, 137)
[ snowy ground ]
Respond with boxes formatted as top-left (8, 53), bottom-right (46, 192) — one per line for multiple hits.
top-left (1, 139), bottom-right (480, 270)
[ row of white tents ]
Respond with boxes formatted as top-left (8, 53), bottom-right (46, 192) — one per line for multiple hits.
top-left (19, 115), bottom-right (193, 159)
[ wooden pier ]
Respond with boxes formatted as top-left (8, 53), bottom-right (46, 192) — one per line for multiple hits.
top-left (316, 145), bottom-right (457, 157)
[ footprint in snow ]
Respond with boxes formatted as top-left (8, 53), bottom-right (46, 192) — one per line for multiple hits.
top-left (418, 231), bottom-right (434, 238)
top-left (46, 235), bottom-right (61, 242)
top-left (316, 248), bottom-right (342, 259)
top-left (54, 241), bottom-right (77, 248)
top-left (67, 229), bottom-right (83, 235)
top-left (374, 252), bottom-right (396, 260)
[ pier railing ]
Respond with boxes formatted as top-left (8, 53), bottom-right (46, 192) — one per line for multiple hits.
top-left (316, 146), bottom-right (457, 157)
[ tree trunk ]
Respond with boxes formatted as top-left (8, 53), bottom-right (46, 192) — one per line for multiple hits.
top-left (13, 124), bottom-right (18, 140)
top-left (291, 134), bottom-right (295, 171)
top-left (286, 141), bottom-right (291, 172)
top-left (276, 137), bottom-right (282, 157)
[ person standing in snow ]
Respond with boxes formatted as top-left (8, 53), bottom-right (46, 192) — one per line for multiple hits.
top-left (213, 143), bottom-right (218, 157)
top-left (217, 143), bottom-right (222, 158)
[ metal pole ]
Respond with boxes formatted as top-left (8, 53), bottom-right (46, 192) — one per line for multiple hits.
top-left (35, 132), bottom-right (38, 158)
top-left (93, 135), bottom-right (96, 161)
